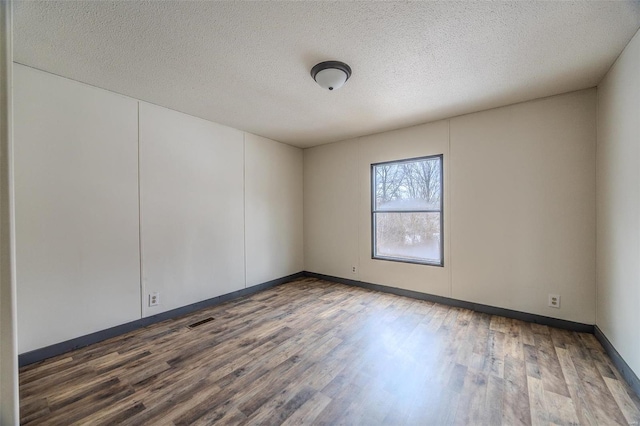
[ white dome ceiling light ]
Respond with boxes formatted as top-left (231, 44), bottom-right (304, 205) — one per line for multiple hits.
top-left (310, 61), bottom-right (352, 91)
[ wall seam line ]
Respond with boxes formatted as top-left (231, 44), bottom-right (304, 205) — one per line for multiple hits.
top-left (448, 119), bottom-right (453, 298)
top-left (243, 132), bottom-right (247, 288)
top-left (594, 88), bottom-right (598, 326)
top-left (137, 102), bottom-right (143, 319)
top-left (357, 137), bottom-right (362, 280)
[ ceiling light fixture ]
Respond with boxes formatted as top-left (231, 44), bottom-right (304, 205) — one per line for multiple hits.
top-left (310, 61), bottom-right (352, 91)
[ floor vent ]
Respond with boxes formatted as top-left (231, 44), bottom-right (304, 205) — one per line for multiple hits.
top-left (188, 317), bottom-right (215, 329)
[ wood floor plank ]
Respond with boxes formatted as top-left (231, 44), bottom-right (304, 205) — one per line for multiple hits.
top-left (485, 375), bottom-right (505, 424)
top-left (527, 376), bottom-right (548, 426)
top-left (543, 390), bottom-right (580, 425)
top-left (19, 356), bottom-right (75, 385)
top-left (603, 376), bottom-right (640, 425)
top-left (556, 346), bottom-right (597, 426)
top-left (463, 370), bottom-right (490, 424)
top-left (280, 391), bottom-right (332, 426)
top-left (502, 366), bottom-right (532, 426)
top-left (569, 343), bottom-right (630, 425)
top-left (191, 407), bottom-right (247, 426)
top-left (533, 332), bottom-right (571, 397)
top-left (19, 279), bottom-right (640, 425)
top-left (70, 400), bottom-right (146, 426)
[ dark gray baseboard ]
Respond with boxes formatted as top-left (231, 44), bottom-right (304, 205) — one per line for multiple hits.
top-left (304, 271), bottom-right (594, 333)
top-left (18, 272), bottom-right (305, 367)
top-left (594, 325), bottom-right (640, 397)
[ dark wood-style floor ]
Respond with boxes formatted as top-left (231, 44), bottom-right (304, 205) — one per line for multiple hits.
top-left (19, 278), bottom-right (640, 425)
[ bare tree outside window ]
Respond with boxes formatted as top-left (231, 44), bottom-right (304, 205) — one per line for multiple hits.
top-left (372, 155), bottom-right (443, 266)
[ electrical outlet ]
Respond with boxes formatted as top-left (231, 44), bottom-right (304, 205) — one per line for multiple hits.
top-left (351, 265), bottom-right (357, 274)
top-left (548, 294), bottom-right (560, 308)
top-left (149, 292), bottom-right (160, 307)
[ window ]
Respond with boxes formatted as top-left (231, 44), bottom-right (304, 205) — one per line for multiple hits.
top-left (372, 155), bottom-right (443, 266)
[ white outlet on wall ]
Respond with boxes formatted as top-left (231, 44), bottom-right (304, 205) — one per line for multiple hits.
top-left (548, 294), bottom-right (560, 308)
top-left (352, 265), bottom-right (357, 274)
top-left (149, 292), bottom-right (160, 307)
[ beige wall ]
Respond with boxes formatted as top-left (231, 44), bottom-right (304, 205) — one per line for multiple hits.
top-left (1, 1), bottom-right (19, 423)
top-left (304, 139), bottom-right (359, 280)
top-left (13, 65), bottom-right (304, 353)
top-left (358, 122), bottom-right (451, 296)
top-left (304, 89), bottom-right (597, 324)
top-left (450, 90), bottom-right (596, 324)
top-left (596, 29), bottom-right (640, 378)
top-left (245, 133), bottom-right (303, 287)
top-left (304, 121), bottom-right (450, 297)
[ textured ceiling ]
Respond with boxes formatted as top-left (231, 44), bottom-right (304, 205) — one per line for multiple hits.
top-left (13, 1), bottom-right (640, 148)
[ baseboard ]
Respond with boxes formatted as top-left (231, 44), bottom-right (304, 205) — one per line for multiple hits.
top-left (18, 272), bottom-right (305, 367)
top-left (303, 271), bottom-right (594, 333)
top-left (594, 325), bottom-right (640, 397)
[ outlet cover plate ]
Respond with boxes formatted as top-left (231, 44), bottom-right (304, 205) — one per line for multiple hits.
top-left (149, 292), bottom-right (160, 307)
top-left (548, 294), bottom-right (560, 308)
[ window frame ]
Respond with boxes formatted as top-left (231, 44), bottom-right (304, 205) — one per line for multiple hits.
top-left (371, 154), bottom-right (444, 267)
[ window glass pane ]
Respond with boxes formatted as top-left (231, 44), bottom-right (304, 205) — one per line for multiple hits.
top-left (374, 212), bottom-right (441, 264)
top-left (374, 158), bottom-right (441, 211)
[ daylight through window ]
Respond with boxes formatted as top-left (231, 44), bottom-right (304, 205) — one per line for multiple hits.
top-left (372, 155), bottom-right (443, 266)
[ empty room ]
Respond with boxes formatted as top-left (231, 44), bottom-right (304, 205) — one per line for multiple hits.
top-left (1, 1), bottom-right (640, 425)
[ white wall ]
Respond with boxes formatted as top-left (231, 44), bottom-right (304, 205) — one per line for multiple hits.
top-left (304, 89), bottom-right (597, 324)
top-left (596, 29), bottom-right (640, 378)
top-left (304, 139), bottom-right (359, 280)
top-left (13, 65), bottom-right (304, 353)
top-left (14, 65), bottom-right (141, 353)
top-left (139, 103), bottom-right (245, 316)
top-left (245, 133), bottom-right (303, 286)
top-left (1, 1), bottom-right (19, 423)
